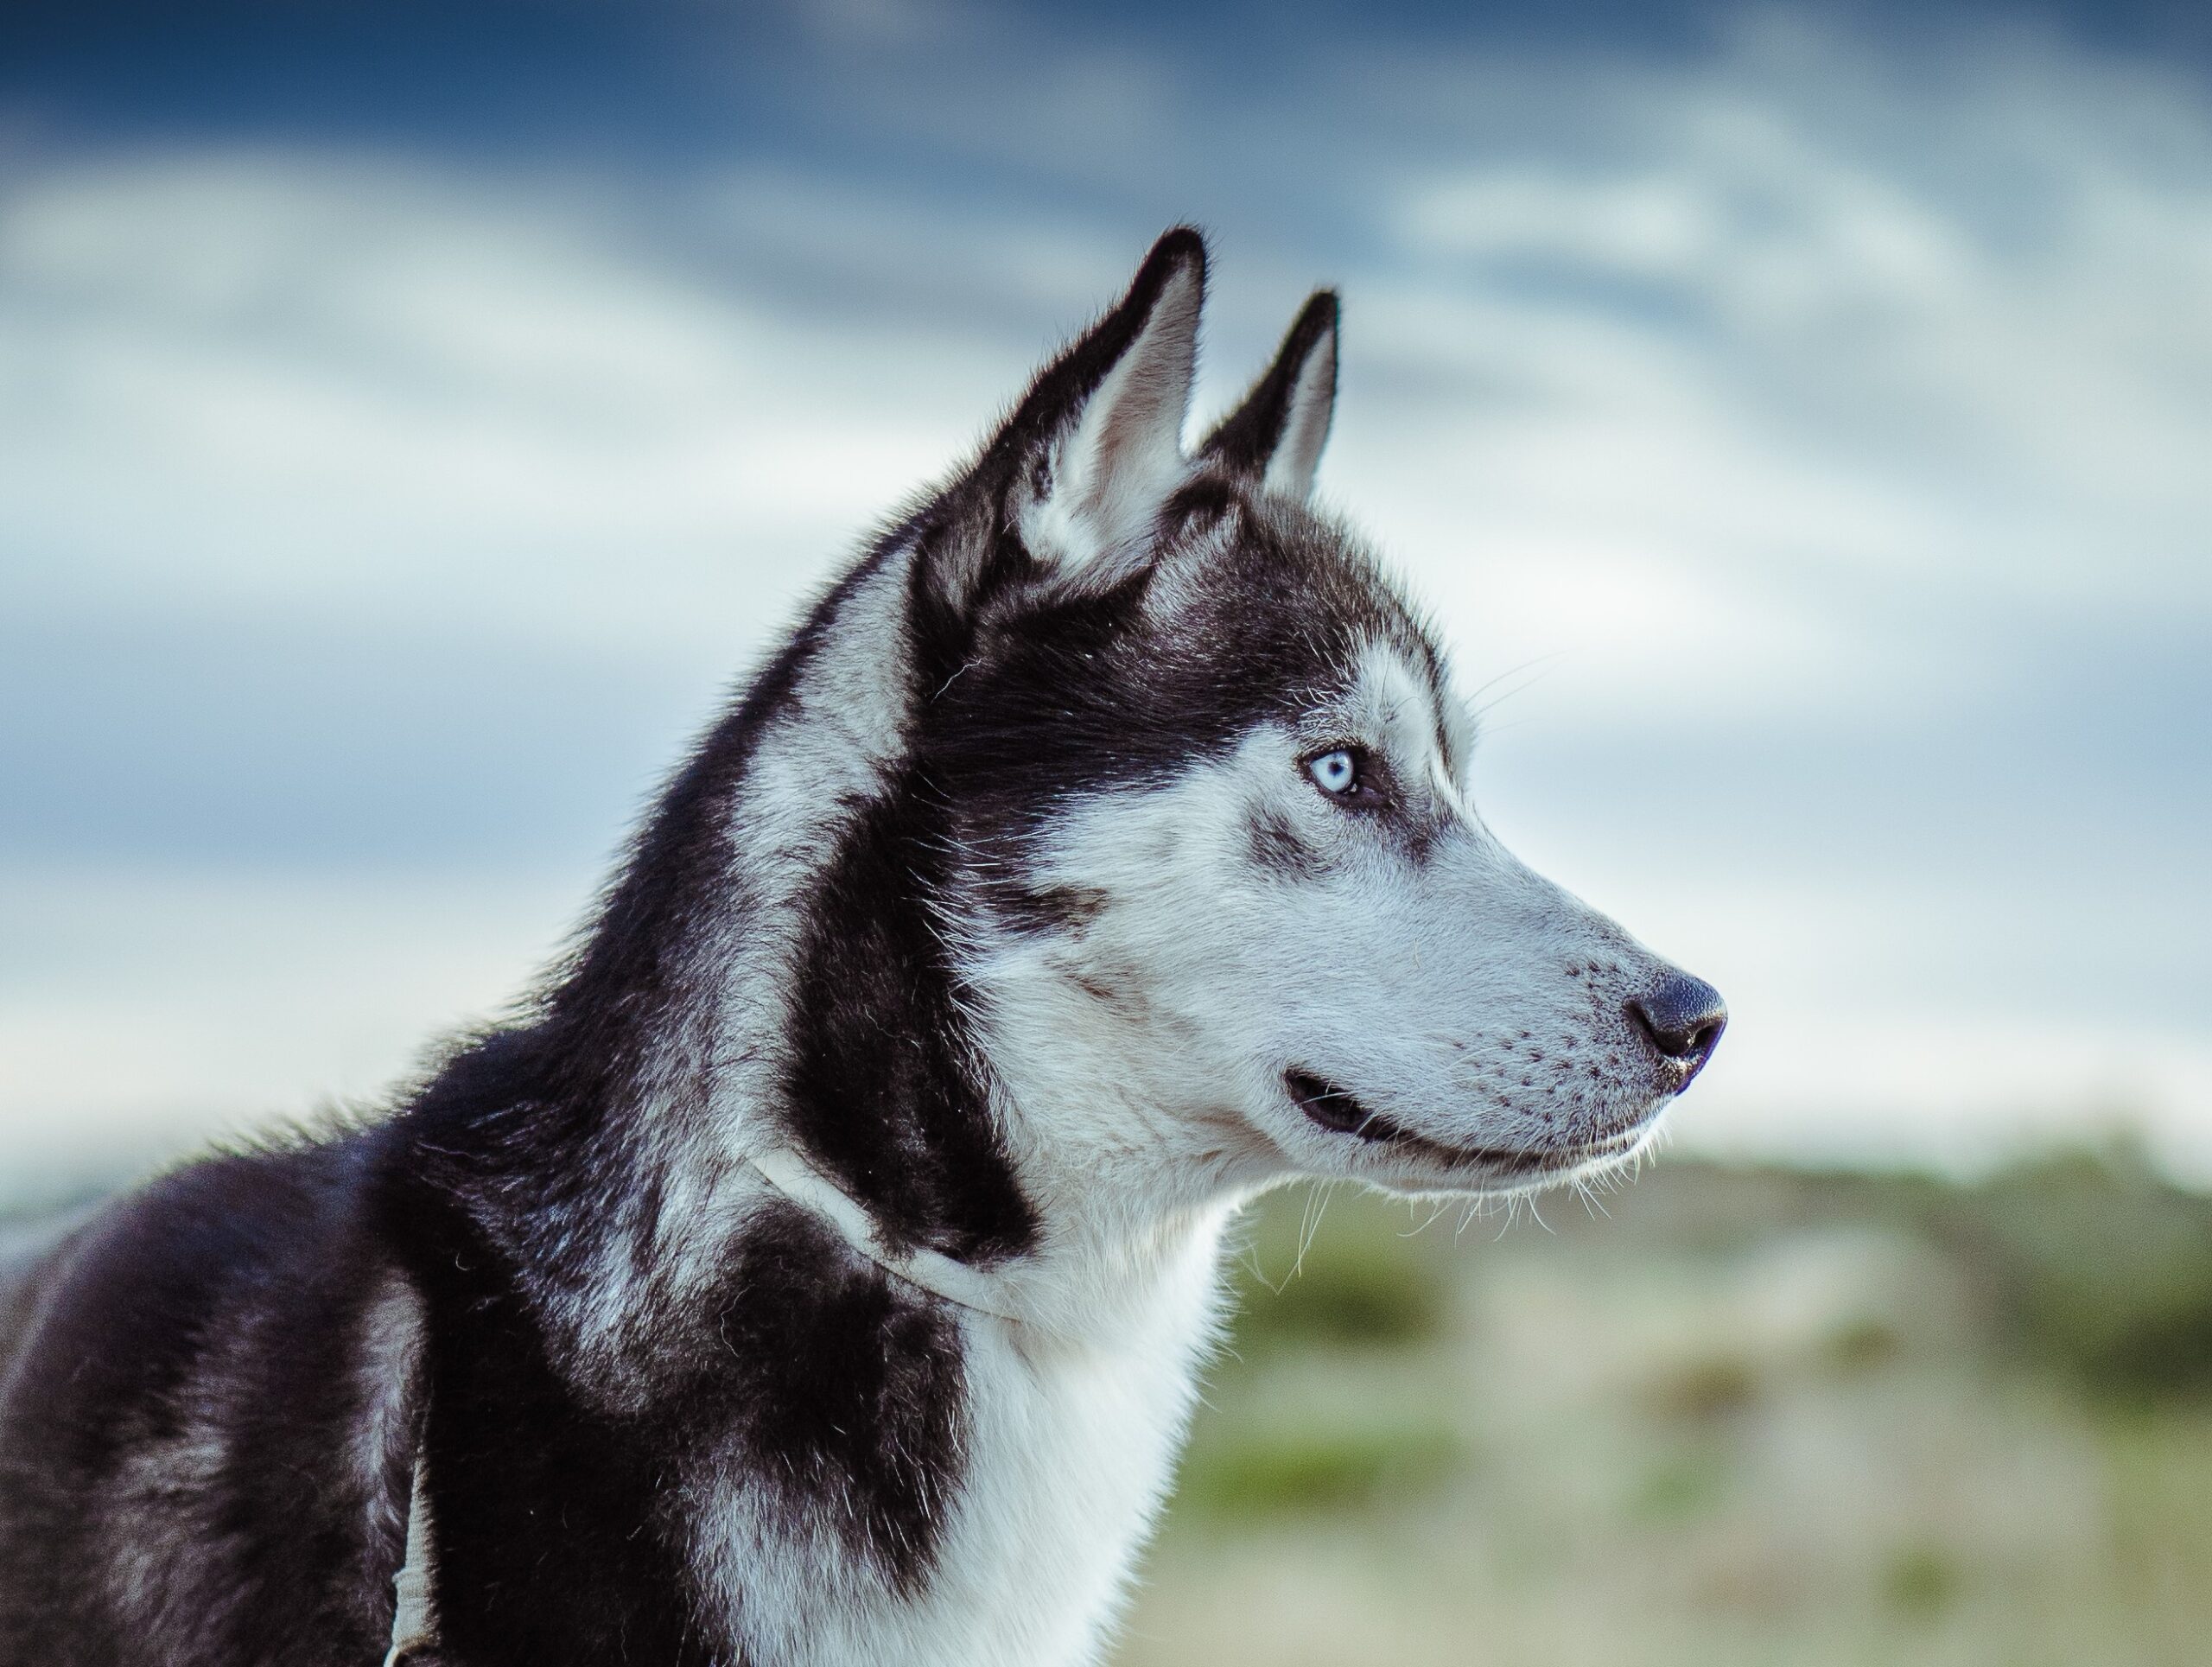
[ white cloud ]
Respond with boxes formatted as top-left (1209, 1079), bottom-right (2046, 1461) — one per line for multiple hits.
top-left (2, 12), bottom-right (2209, 1184)
top-left (0, 860), bottom-right (577, 1180)
top-left (0, 154), bottom-right (1051, 654)
top-left (1390, 24), bottom-right (2212, 590)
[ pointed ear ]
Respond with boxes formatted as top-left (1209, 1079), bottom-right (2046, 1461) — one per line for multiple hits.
top-left (1002, 227), bottom-right (1205, 582)
top-left (1200, 289), bottom-right (1338, 500)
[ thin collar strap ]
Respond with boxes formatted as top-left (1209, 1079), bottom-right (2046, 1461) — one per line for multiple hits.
top-left (747, 1147), bottom-right (1024, 1325)
top-left (385, 1439), bottom-right (436, 1664)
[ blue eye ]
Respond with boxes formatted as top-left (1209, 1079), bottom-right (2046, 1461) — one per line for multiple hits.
top-left (1306, 748), bottom-right (1361, 797)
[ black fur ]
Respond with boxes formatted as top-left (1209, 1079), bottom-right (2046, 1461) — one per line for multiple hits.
top-left (710, 1205), bottom-right (969, 1588)
top-left (922, 498), bottom-right (1435, 859)
top-left (1201, 289), bottom-right (1339, 480)
top-left (382, 1142), bottom-right (715, 1667)
top-left (1248, 804), bottom-right (1322, 879)
top-left (783, 774), bottom-right (1037, 1263)
top-left (0, 227), bottom-right (1446, 1665)
top-left (994, 885), bottom-right (1109, 937)
top-left (0, 1138), bottom-right (410, 1664)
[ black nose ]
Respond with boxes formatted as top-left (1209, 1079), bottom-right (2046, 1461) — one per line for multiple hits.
top-left (1628, 971), bottom-right (1727, 1078)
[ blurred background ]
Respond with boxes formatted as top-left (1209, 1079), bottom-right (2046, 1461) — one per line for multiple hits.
top-left (2, 1), bottom-right (2208, 1660)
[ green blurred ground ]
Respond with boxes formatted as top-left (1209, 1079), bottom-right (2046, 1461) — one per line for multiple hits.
top-left (1118, 1149), bottom-right (2212, 1667)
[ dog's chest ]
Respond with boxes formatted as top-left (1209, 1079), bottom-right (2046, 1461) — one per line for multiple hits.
top-left (715, 1233), bottom-right (1227, 1667)
top-left (930, 1304), bottom-right (1215, 1662)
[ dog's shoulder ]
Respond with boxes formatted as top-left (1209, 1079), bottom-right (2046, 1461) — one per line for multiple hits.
top-left (0, 1128), bottom-right (409, 1665)
top-left (7, 1133), bottom-right (372, 1411)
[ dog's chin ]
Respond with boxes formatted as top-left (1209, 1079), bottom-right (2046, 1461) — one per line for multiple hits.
top-left (1281, 1068), bottom-right (1667, 1194)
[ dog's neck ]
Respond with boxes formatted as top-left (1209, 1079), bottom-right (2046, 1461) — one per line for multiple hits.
top-left (960, 968), bottom-right (1273, 1339)
top-left (499, 537), bottom-right (1255, 1363)
top-left (745, 1131), bottom-right (1240, 1348)
top-left (737, 540), bottom-right (1266, 1330)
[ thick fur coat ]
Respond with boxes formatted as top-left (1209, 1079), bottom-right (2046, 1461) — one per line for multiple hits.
top-left (0, 230), bottom-right (1722, 1667)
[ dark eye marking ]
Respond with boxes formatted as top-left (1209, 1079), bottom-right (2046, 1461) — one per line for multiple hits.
top-left (1248, 805), bottom-right (1320, 878)
top-left (995, 885), bottom-right (1108, 937)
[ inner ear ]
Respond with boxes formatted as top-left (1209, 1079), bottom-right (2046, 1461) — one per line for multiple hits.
top-left (1200, 290), bottom-right (1338, 501)
top-left (1014, 232), bottom-right (1205, 584)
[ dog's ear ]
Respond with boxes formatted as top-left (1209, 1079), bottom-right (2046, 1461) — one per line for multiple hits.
top-left (1199, 290), bottom-right (1338, 500)
top-left (972, 228), bottom-right (1206, 595)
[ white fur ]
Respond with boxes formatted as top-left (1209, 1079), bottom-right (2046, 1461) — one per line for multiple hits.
top-left (1262, 323), bottom-right (1335, 500)
top-left (351, 1269), bottom-right (426, 1559)
top-left (702, 1207), bottom-right (1232, 1667)
top-left (977, 635), bottom-right (1684, 1206)
top-left (1018, 259), bottom-right (1203, 584)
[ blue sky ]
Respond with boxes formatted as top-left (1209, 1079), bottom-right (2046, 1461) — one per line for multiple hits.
top-left (3, 1), bottom-right (2209, 1183)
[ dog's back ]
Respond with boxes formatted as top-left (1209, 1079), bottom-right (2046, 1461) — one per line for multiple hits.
top-left (0, 1136), bottom-right (410, 1666)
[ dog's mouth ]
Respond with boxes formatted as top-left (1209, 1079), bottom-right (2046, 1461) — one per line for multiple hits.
top-left (1284, 1067), bottom-right (1643, 1177)
top-left (1285, 1069), bottom-right (1400, 1139)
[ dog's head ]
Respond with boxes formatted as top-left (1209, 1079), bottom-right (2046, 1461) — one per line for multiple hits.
top-left (905, 229), bottom-right (1723, 1199)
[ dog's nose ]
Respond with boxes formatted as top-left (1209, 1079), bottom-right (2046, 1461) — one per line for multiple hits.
top-left (1627, 971), bottom-right (1726, 1079)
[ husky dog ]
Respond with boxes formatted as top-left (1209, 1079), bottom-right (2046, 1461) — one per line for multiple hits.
top-left (0, 229), bottom-right (1723, 1667)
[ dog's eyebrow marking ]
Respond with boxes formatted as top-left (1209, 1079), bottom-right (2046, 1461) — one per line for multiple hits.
top-left (1332, 637), bottom-right (1465, 864)
top-left (1346, 637), bottom-right (1448, 769)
